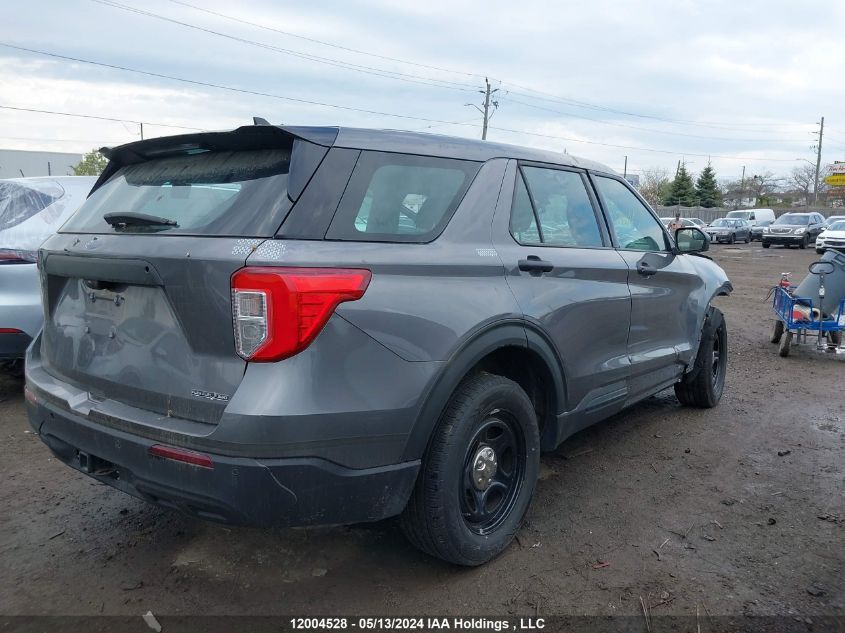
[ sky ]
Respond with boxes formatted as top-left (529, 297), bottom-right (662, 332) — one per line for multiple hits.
top-left (2, 0), bottom-right (845, 182)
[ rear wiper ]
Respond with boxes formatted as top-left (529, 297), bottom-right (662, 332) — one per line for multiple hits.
top-left (103, 212), bottom-right (178, 227)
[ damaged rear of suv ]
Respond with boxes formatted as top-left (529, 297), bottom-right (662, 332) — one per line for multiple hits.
top-left (26, 124), bottom-right (731, 565)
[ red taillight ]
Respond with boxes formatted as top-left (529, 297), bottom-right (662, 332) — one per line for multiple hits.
top-left (148, 444), bottom-right (214, 469)
top-left (0, 328), bottom-right (23, 333)
top-left (231, 267), bottom-right (371, 362)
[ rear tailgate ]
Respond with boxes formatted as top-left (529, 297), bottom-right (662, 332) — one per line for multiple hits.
top-left (34, 126), bottom-right (333, 425)
top-left (40, 235), bottom-right (260, 424)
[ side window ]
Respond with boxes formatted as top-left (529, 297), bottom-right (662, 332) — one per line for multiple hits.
top-left (326, 152), bottom-right (480, 242)
top-left (593, 176), bottom-right (668, 252)
top-left (512, 166), bottom-right (603, 248)
top-left (510, 174), bottom-right (541, 244)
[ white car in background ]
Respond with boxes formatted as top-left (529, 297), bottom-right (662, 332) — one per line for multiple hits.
top-left (0, 176), bottom-right (97, 363)
top-left (816, 219), bottom-right (845, 254)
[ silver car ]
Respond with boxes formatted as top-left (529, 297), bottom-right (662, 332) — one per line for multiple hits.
top-left (0, 176), bottom-right (96, 360)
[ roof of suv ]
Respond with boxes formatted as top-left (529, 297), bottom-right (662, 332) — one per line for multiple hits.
top-left (101, 124), bottom-right (617, 175)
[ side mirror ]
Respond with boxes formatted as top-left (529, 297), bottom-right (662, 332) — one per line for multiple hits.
top-left (675, 227), bottom-right (709, 253)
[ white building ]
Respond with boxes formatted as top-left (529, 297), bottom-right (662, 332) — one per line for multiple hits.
top-left (0, 149), bottom-right (83, 179)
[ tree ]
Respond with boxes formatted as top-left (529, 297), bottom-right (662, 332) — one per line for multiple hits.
top-left (745, 171), bottom-right (783, 207)
top-left (72, 150), bottom-right (108, 176)
top-left (695, 164), bottom-right (722, 208)
top-left (663, 163), bottom-right (696, 206)
top-left (789, 164), bottom-right (816, 203)
top-left (638, 167), bottom-right (671, 206)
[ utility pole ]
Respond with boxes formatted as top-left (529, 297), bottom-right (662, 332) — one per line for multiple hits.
top-left (467, 78), bottom-right (499, 141)
top-left (140, 122), bottom-right (144, 140)
top-left (813, 116), bottom-right (824, 205)
top-left (739, 165), bottom-right (746, 209)
top-left (623, 156), bottom-right (628, 179)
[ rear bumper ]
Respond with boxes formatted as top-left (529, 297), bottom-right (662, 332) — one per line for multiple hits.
top-left (26, 392), bottom-right (419, 527)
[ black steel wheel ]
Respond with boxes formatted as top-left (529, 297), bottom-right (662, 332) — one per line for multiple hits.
top-left (460, 414), bottom-right (526, 535)
top-left (401, 373), bottom-right (540, 566)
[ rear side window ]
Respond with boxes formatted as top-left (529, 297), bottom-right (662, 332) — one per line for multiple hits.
top-left (326, 152), bottom-right (479, 242)
top-left (0, 181), bottom-right (62, 232)
top-left (517, 166), bottom-right (604, 248)
top-left (61, 149), bottom-right (291, 236)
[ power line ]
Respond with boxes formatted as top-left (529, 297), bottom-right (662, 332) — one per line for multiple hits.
top-left (499, 95), bottom-right (809, 143)
top-left (0, 44), bottom-right (807, 164)
top-left (0, 104), bottom-right (204, 130)
top-left (164, 0), bottom-right (485, 81)
top-left (0, 43), bottom-right (475, 126)
top-left (484, 124), bottom-right (802, 162)
top-left (0, 135), bottom-right (133, 144)
top-left (161, 0), bottom-right (816, 134)
top-left (91, 0), bottom-right (478, 93)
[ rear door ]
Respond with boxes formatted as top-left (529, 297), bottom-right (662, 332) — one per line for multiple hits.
top-left (589, 173), bottom-right (705, 401)
top-left (38, 140), bottom-right (303, 425)
top-left (492, 161), bottom-right (632, 424)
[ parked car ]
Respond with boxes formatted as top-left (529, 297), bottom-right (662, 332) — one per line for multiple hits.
top-left (750, 219), bottom-right (774, 241)
top-left (25, 125), bottom-right (731, 565)
top-left (725, 208), bottom-right (776, 226)
top-left (762, 212), bottom-right (826, 249)
top-left (816, 220), bottom-right (845, 254)
top-left (823, 215), bottom-right (845, 229)
top-left (0, 176), bottom-right (96, 362)
top-left (687, 217), bottom-right (708, 229)
top-left (706, 218), bottom-right (752, 243)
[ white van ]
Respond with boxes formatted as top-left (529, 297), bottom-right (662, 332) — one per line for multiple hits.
top-left (726, 208), bottom-right (776, 226)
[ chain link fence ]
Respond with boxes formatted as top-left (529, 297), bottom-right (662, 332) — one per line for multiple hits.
top-left (652, 206), bottom-right (845, 223)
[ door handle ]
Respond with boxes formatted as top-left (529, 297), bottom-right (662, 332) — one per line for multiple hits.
top-left (518, 256), bottom-right (554, 275)
top-left (636, 260), bottom-right (657, 277)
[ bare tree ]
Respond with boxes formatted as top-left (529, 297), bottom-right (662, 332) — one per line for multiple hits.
top-left (638, 167), bottom-right (671, 206)
top-left (789, 164), bottom-right (816, 204)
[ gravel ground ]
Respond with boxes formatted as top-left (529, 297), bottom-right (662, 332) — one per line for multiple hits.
top-left (0, 244), bottom-right (843, 625)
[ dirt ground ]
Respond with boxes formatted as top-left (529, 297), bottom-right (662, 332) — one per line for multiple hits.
top-left (1, 244), bottom-right (843, 625)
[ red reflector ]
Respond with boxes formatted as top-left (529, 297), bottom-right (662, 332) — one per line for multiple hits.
top-left (0, 328), bottom-right (23, 333)
top-left (231, 267), bottom-right (371, 362)
top-left (24, 386), bottom-right (38, 405)
top-left (148, 444), bottom-right (214, 469)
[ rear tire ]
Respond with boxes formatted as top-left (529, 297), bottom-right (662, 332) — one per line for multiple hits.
top-left (675, 307), bottom-right (727, 408)
top-left (400, 373), bottom-right (540, 566)
top-left (771, 320), bottom-right (784, 344)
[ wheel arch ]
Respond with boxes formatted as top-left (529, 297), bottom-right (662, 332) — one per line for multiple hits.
top-left (401, 321), bottom-right (567, 461)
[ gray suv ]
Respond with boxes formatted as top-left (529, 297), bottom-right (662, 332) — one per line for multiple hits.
top-left (25, 125), bottom-right (731, 565)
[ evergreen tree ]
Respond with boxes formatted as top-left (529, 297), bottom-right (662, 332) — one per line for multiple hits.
top-left (663, 163), bottom-right (696, 206)
top-left (695, 164), bottom-right (722, 208)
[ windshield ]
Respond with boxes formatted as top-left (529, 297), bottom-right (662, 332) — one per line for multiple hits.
top-left (774, 214), bottom-right (810, 225)
top-left (828, 221), bottom-right (845, 231)
top-left (710, 219), bottom-right (735, 227)
top-left (62, 149), bottom-right (291, 236)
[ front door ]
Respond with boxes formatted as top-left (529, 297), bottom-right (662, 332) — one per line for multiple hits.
top-left (589, 174), bottom-right (705, 401)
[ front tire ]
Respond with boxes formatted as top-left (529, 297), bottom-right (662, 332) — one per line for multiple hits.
top-left (401, 373), bottom-right (540, 566)
top-left (763, 242), bottom-right (771, 248)
top-left (799, 235), bottom-right (808, 249)
top-left (675, 307), bottom-right (727, 408)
